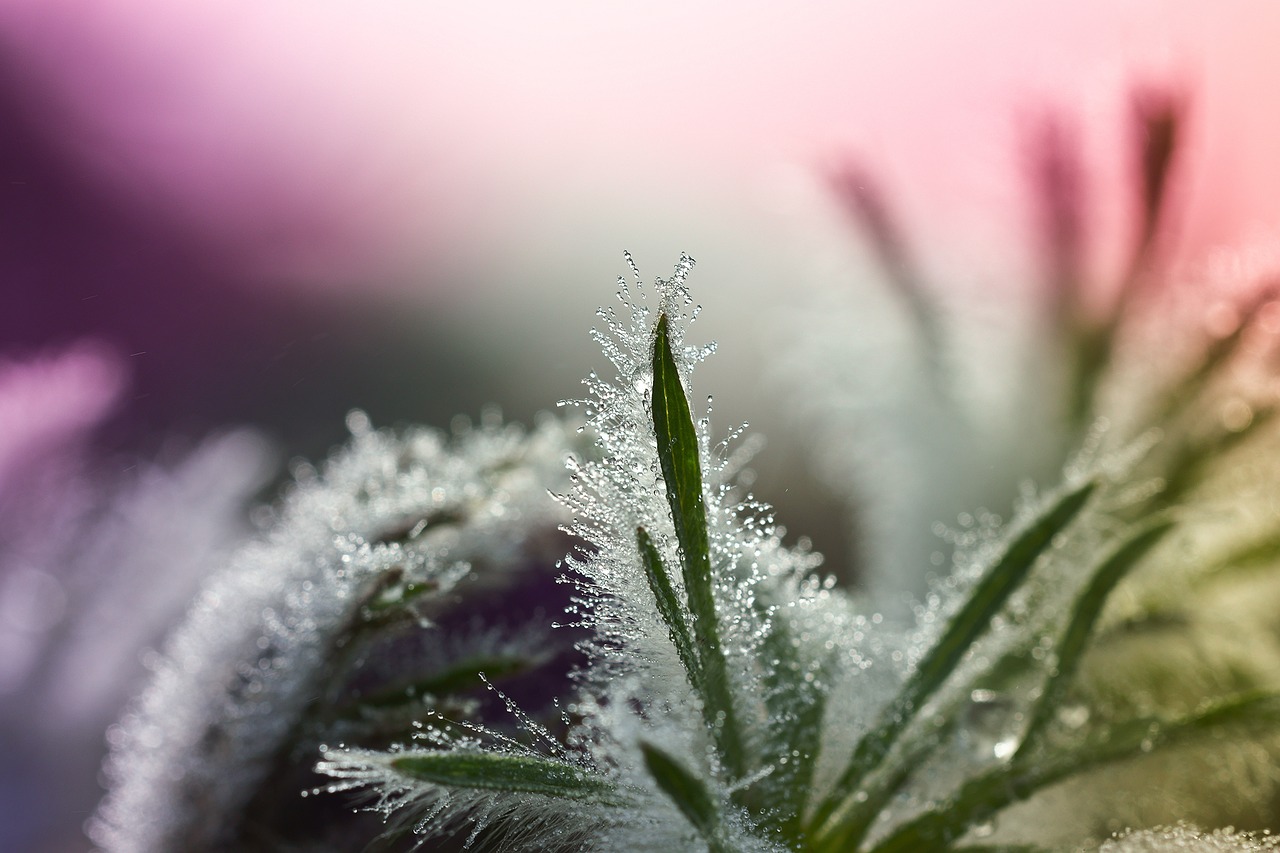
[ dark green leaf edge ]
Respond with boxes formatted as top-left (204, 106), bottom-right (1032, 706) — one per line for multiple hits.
top-left (651, 312), bottom-right (746, 778)
top-left (869, 690), bottom-right (1280, 853)
top-left (640, 740), bottom-right (729, 853)
top-left (638, 526), bottom-right (703, 689)
top-left (390, 751), bottom-right (618, 802)
top-left (809, 478), bottom-right (1098, 842)
top-left (1015, 517), bottom-right (1177, 757)
top-left (341, 653), bottom-right (542, 716)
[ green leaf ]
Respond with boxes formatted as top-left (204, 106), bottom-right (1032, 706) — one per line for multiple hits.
top-left (870, 691), bottom-right (1280, 853)
top-left (640, 740), bottom-right (726, 852)
top-left (390, 751), bottom-right (616, 801)
top-left (638, 526), bottom-right (702, 688)
top-left (809, 478), bottom-right (1097, 846)
top-left (812, 715), bottom-right (960, 853)
top-left (750, 594), bottom-right (828, 844)
top-left (354, 653), bottom-right (541, 712)
top-left (1016, 518), bottom-right (1175, 756)
top-left (1067, 92), bottom-right (1183, 428)
top-left (364, 578), bottom-right (441, 615)
top-left (1157, 405), bottom-right (1275, 506)
top-left (650, 312), bottom-right (745, 777)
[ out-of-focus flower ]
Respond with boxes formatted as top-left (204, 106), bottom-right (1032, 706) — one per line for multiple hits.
top-left (0, 346), bottom-right (272, 852)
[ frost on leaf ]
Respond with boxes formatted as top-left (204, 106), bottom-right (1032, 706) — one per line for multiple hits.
top-left (1101, 824), bottom-right (1280, 852)
top-left (96, 245), bottom-right (1280, 852)
top-left (91, 413), bottom-right (579, 852)
top-left (311, 257), bottom-right (838, 852)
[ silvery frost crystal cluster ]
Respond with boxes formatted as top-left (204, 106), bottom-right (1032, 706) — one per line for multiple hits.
top-left (92, 240), bottom-right (1280, 851)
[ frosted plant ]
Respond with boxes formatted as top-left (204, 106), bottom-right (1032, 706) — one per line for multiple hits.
top-left (91, 98), bottom-right (1280, 853)
top-left (297, 254), bottom-right (1280, 851)
top-left (779, 91), bottom-right (1280, 846)
top-left (91, 412), bottom-right (581, 851)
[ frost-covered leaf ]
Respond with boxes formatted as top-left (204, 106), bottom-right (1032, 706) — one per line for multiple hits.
top-left (92, 413), bottom-right (579, 851)
top-left (811, 477), bottom-right (1097, 846)
top-left (389, 751), bottom-right (616, 800)
top-left (650, 310), bottom-right (745, 778)
top-left (1015, 518), bottom-right (1176, 756)
top-left (872, 691), bottom-right (1280, 852)
top-left (637, 525), bottom-right (701, 689)
top-left (640, 740), bottom-right (725, 848)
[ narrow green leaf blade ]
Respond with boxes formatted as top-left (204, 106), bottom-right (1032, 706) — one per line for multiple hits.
top-left (871, 691), bottom-right (1280, 853)
top-left (355, 653), bottom-right (540, 711)
top-left (651, 313), bottom-right (715, 619)
top-left (640, 740), bottom-right (722, 847)
top-left (811, 478), bottom-right (1097, 840)
top-left (1016, 518), bottom-right (1176, 756)
top-left (390, 751), bottom-right (616, 801)
top-left (1192, 525), bottom-right (1280, 586)
top-left (650, 312), bottom-right (745, 777)
top-left (751, 596), bottom-right (827, 843)
top-left (638, 526), bottom-right (702, 687)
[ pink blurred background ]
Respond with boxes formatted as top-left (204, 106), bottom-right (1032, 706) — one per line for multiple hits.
top-left (4, 2), bottom-right (1280, 850)
top-left (4, 2), bottom-right (1280, 437)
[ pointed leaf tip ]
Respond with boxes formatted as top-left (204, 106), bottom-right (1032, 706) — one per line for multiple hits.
top-left (649, 309), bottom-right (745, 778)
top-left (640, 740), bottom-right (721, 845)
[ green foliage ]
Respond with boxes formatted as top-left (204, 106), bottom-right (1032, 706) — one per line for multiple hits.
top-left (641, 741), bottom-right (730, 852)
top-left (650, 312), bottom-right (746, 779)
top-left (390, 752), bottom-right (617, 801)
top-left (304, 91), bottom-right (1280, 851)
top-left (314, 285), bottom-right (1280, 851)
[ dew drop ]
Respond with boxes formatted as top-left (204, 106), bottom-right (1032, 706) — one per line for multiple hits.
top-left (992, 735), bottom-right (1018, 761)
top-left (345, 409), bottom-right (372, 435)
top-left (1057, 703), bottom-right (1090, 730)
top-left (962, 690), bottom-right (1020, 761)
